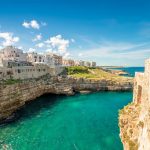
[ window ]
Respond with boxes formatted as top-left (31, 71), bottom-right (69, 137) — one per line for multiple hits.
top-left (137, 85), bottom-right (142, 104)
top-left (18, 69), bottom-right (21, 73)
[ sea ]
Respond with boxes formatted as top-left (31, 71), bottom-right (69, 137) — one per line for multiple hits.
top-left (0, 67), bottom-right (144, 150)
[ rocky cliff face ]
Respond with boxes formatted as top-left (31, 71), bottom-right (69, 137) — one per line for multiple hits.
top-left (119, 59), bottom-right (150, 150)
top-left (0, 75), bottom-right (133, 124)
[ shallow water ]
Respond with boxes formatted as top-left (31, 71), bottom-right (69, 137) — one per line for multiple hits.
top-left (112, 67), bottom-right (144, 77)
top-left (0, 92), bottom-right (132, 150)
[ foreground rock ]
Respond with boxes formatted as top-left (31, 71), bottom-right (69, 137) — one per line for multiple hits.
top-left (119, 58), bottom-right (150, 150)
top-left (0, 74), bottom-right (133, 124)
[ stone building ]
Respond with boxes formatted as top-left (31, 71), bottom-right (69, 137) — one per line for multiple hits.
top-left (0, 46), bottom-right (97, 80)
top-left (84, 61), bottom-right (91, 67)
top-left (51, 53), bottom-right (62, 66)
top-left (0, 47), bottom-right (52, 80)
top-left (79, 60), bottom-right (85, 66)
top-left (0, 61), bottom-right (50, 80)
top-left (10, 63), bottom-right (49, 80)
top-left (79, 60), bottom-right (96, 67)
top-left (2, 60), bottom-right (33, 68)
top-left (91, 61), bottom-right (96, 67)
top-left (27, 52), bottom-right (62, 67)
top-left (74, 60), bottom-right (80, 66)
top-left (27, 52), bottom-right (46, 63)
top-left (62, 59), bottom-right (75, 66)
top-left (0, 46), bottom-right (27, 67)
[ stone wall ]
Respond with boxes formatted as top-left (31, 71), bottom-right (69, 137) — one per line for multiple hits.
top-left (0, 64), bottom-right (49, 80)
top-left (119, 58), bottom-right (150, 150)
top-left (0, 64), bottom-right (65, 80)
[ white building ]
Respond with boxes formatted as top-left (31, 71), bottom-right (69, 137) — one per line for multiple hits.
top-left (91, 61), bottom-right (96, 67)
top-left (84, 61), bottom-right (91, 67)
top-left (27, 52), bottom-right (62, 67)
top-left (0, 46), bottom-right (97, 80)
top-left (0, 46), bottom-right (27, 67)
top-left (27, 52), bottom-right (46, 63)
top-left (62, 59), bottom-right (75, 66)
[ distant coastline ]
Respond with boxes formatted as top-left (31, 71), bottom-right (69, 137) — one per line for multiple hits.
top-left (99, 66), bottom-right (124, 69)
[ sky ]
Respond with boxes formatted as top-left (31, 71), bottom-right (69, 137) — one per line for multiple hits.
top-left (0, 0), bottom-right (150, 66)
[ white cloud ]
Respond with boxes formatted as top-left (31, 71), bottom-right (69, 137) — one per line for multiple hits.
top-left (28, 48), bottom-right (36, 53)
top-left (32, 34), bottom-right (42, 42)
top-left (22, 22), bottom-right (30, 28)
top-left (45, 35), bottom-right (69, 54)
top-left (22, 20), bottom-right (40, 29)
top-left (18, 46), bottom-right (23, 49)
top-left (30, 20), bottom-right (40, 29)
top-left (36, 42), bottom-right (44, 48)
top-left (75, 40), bottom-right (150, 64)
top-left (0, 32), bottom-right (20, 46)
top-left (45, 49), bottom-right (52, 53)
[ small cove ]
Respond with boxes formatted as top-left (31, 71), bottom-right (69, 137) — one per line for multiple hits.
top-left (0, 92), bottom-right (132, 150)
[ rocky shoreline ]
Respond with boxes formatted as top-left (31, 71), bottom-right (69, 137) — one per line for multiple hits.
top-left (0, 74), bottom-right (133, 125)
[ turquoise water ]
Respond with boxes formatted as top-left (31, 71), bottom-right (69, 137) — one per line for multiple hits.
top-left (0, 92), bottom-right (132, 150)
top-left (112, 67), bottom-right (144, 77)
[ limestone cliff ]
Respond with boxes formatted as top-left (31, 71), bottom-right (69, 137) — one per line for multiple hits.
top-left (0, 74), bottom-right (132, 124)
top-left (119, 59), bottom-right (150, 150)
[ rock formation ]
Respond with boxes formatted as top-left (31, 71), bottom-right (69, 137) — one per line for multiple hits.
top-left (0, 74), bottom-right (133, 124)
top-left (119, 58), bottom-right (150, 150)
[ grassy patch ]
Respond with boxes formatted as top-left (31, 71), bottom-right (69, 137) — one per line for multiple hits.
top-left (66, 66), bottom-right (132, 82)
top-left (4, 79), bottom-right (22, 85)
top-left (65, 66), bottom-right (89, 75)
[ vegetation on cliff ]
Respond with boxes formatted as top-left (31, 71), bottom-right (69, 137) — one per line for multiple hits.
top-left (66, 66), bottom-right (132, 82)
top-left (0, 79), bottom-right (22, 85)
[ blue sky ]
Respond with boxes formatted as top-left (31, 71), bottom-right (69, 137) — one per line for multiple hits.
top-left (0, 0), bottom-right (150, 66)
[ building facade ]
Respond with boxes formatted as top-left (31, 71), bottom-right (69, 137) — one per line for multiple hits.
top-left (0, 46), bottom-right (97, 80)
top-left (91, 61), bottom-right (96, 67)
top-left (0, 46), bottom-right (27, 67)
top-left (27, 52), bottom-right (62, 67)
top-left (27, 52), bottom-right (46, 63)
top-left (62, 59), bottom-right (75, 66)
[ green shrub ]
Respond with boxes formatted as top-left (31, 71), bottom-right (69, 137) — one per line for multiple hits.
top-left (4, 79), bottom-right (22, 85)
top-left (65, 66), bottom-right (89, 75)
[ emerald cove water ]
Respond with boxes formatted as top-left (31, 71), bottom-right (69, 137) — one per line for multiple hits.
top-left (0, 67), bottom-right (143, 150)
top-left (0, 92), bottom-right (132, 150)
